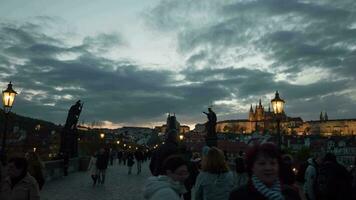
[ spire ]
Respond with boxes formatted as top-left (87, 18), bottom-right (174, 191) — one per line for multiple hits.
top-left (250, 104), bottom-right (253, 112)
top-left (268, 104), bottom-right (271, 112)
top-left (320, 111), bottom-right (324, 122)
top-left (259, 99), bottom-right (262, 106)
top-left (324, 112), bottom-right (328, 121)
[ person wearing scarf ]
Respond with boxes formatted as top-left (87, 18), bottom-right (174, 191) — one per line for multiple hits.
top-left (229, 143), bottom-right (301, 200)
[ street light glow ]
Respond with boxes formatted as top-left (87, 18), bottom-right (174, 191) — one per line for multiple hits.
top-left (271, 91), bottom-right (285, 114)
top-left (179, 135), bottom-right (184, 140)
top-left (100, 133), bottom-right (105, 139)
top-left (2, 82), bottom-right (17, 113)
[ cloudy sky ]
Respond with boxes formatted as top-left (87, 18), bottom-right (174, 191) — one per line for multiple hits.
top-left (0, 0), bottom-right (355, 129)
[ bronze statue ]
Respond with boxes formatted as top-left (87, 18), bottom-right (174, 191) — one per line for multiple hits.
top-left (60, 100), bottom-right (84, 157)
top-left (65, 100), bottom-right (83, 130)
top-left (203, 107), bottom-right (217, 137)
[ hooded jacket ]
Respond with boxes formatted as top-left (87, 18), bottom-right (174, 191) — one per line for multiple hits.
top-left (194, 171), bottom-right (234, 200)
top-left (143, 175), bottom-right (186, 200)
top-left (0, 173), bottom-right (40, 200)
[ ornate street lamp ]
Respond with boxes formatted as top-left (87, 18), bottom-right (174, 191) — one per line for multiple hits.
top-left (271, 91), bottom-right (285, 149)
top-left (1, 82), bottom-right (17, 164)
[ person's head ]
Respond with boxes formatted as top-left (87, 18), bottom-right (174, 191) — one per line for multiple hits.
top-left (162, 155), bottom-right (189, 183)
top-left (202, 147), bottom-right (229, 174)
top-left (7, 157), bottom-right (28, 179)
top-left (323, 152), bottom-right (337, 163)
top-left (245, 143), bottom-right (281, 186)
top-left (281, 154), bottom-right (293, 166)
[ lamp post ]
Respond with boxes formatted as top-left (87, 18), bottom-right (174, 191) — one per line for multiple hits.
top-left (271, 91), bottom-right (285, 150)
top-left (1, 82), bottom-right (17, 164)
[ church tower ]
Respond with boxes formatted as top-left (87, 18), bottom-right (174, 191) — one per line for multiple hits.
top-left (320, 111), bottom-right (324, 122)
top-left (249, 104), bottom-right (254, 121)
top-left (256, 99), bottom-right (264, 121)
top-left (324, 112), bottom-right (328, 121)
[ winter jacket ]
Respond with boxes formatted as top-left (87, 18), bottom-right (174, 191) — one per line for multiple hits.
top-left (303, 158), bottom-right (317, 200)
top-left (0, 173), bottom-right (40, 200)
top-left (143, 175), bottom-right (186, 200)
top-left (315, 161), bottom-right (352, 200)
top-left (96, 153), bottom-right (109, 170)
top-left (87, 156), bottom-right (97, 175)
top-left (194, 171), bottom-right (234, 200)
top-left (229, 183), bottom-right (301, 200)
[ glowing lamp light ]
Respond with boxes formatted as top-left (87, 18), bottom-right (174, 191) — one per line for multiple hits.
top-left (33, 147), bottom-right (37, 152)
top-left (179, 135), bottom-right (184, 140)
top-left (271, 91), bottom-right (285, 114)
top-left (100, 133), bottom-right (105, 139)
top-left (2, 82), bottom-right (17, 113)
top-left (116, 141), bottom-right (120, 144)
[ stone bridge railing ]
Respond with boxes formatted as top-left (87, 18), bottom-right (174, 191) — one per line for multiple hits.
top-left (43, 156), bottom-right (90, 181)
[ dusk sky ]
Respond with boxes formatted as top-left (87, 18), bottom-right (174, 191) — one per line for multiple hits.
top-left (0, 0), bottom-right (355, 129)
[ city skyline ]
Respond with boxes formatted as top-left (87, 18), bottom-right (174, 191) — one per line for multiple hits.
top-left (0, 0), bottom-right (355, 129)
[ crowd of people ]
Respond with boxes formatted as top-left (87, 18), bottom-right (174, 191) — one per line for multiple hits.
top-left (1, 140), bottom-right (356, 200)
top-left (87, 147), bottom-right (151, 186)
top-left (145, 133), bottom-right (356, 200)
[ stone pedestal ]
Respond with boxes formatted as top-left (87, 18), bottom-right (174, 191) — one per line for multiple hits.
top-left (205, 135), bottom-right (218, 147)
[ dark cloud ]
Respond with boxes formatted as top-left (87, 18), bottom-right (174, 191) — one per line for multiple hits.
top-left (0, 20), bottom-right (229, 126)
top-left (145, 0), bottom-right (356, 121)
top-left (1, 0), bottom-right (356, 127)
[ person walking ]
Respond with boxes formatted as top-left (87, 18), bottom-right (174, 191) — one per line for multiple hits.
top-left (96, 148), bottom-right (109, 184)
top-left (117, 150), bottom-right (123, 165)
top-left (194, 147), bottom-right (234, 200)
top-left (135, 149), bottom-right (144, 174)
top-left (229, 143), bottom-right (301, 200)
top-left (0, 156), bottom-right (40, 200)
top-left (143, 155), bottom-right (189, 200)
top-left (127, 152), bottom-right (135, 175)
top-left (87, 152), bottom-right (98, 186)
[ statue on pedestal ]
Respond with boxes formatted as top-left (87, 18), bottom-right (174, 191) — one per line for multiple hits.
top-left (60, 100), bottom-right (83, 157)
top-left (203, 107), bottom-right (217, 147)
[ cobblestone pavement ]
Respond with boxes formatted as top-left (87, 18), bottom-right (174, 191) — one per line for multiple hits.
top-left (41, 161), bottom-right (151, 200)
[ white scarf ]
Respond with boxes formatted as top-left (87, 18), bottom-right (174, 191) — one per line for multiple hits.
top-left (251, 175), bottom-right (284, 200)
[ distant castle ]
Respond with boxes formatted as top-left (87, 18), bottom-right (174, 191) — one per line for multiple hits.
top-left (215, 98), bottom-right (356, 136)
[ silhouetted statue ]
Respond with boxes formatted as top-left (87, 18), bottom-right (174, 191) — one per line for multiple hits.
top-left (60, 100), bottom-right (84, 158)
top-left (203, 107), bottom-right (217, 137)
top-left (203, 107), bottom-right (217, 147)
top-left (65, 100), bottom-right (83, 130)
